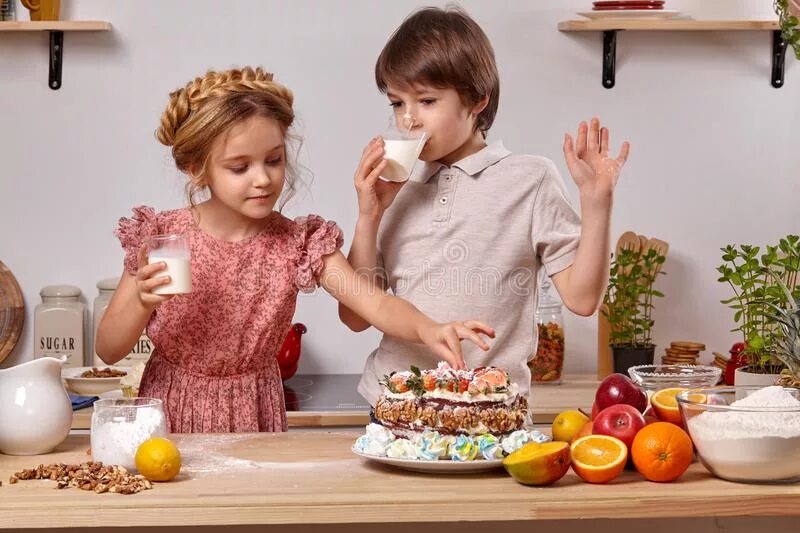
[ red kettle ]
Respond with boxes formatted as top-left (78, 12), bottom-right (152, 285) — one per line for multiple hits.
top-left (277, 323), bottom-right (306, 380)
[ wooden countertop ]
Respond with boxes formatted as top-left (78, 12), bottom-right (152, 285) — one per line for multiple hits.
top-left (1, 431), bottom-right (799, 528)
top-left (71, 374), bottom-right (598, 430)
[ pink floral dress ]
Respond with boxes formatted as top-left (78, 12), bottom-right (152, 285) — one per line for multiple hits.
top-left (115, 206), bottom-right (343, 433)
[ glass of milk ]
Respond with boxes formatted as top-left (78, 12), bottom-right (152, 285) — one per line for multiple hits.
top-left (146, 233), bottom-right (192, 295)
top-left (379, 115), bottom-right (429, 183)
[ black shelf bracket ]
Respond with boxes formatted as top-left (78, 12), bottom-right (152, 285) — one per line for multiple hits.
top-left (602, 30), bottom-right (617, 89)
top-left (598, 28), bottom-right (786, 89)
top-left (48, 30), bottom-right (63, 90)
top-left (772, 30), bottom-right (788, 88)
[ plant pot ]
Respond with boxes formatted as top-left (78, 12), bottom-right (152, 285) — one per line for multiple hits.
top-left (612, 345), bottom-right (655, 375)
top-left (733, 366), bottom-right (783, 387)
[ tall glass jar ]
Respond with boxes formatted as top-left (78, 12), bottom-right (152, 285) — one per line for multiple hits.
top-left (529, 279), bottom-right (565, 385)
top-left (34, 285), bottom-right (86, 368)
top-left (92, 277), bottom-right (153, 367)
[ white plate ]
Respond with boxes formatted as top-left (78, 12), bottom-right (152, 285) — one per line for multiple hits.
top-left (62, 366), bottom-right (128, 396)
top-left (577, 9), bottom-right (681, 20)
top-left (352, 447), bottom-right (504, 474)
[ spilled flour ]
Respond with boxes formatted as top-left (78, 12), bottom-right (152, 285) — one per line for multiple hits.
top-left (176, 434), bottom-right (355, 476)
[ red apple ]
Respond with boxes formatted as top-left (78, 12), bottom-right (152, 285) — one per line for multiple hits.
top-left (595, 373), bottom-right (648, 413)
top-left (593, 404), bottom-right (646, 450)
top-left (591, 402), bottom-right (600, 420)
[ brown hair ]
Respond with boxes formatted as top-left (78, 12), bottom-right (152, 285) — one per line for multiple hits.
top-left (375, 5), bottom-right (499, 137)
top-left (156, 66), bottom-right (303, 210)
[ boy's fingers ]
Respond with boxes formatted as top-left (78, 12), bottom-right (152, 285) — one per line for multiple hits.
top-left (617, 141), bottom-right (631, 164)
top-left (588, 117), bottom-right (600, 152)
top-left (463, 320), bottom-right (495, 338)
top-left (600, 127), bottom-right (609, 155)
top-left (459, 326), bottom-right (490, 351)
top-left (575, 121), bottom-right (588, 158)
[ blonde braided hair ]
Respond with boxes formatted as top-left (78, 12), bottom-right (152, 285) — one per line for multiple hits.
top-left (156, 66), bottom-right (302, 209)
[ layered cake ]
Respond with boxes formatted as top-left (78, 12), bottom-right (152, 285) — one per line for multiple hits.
top-left (374, 362), bottom-right (528, 439)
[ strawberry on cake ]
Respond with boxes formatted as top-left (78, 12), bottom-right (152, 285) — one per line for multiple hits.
top-left (374, 362), bottom-right (528, 439)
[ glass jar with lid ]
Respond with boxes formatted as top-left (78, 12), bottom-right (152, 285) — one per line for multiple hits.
top-left (34, 285), bottom-right (86, 368)
top-left (92, 277), bottom-right (153, 367)
top-left (529, 278), bottom-right (565, 385)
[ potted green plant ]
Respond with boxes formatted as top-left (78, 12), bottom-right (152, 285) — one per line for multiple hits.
top-left (717, 235), bottom-right (800, 385)
top-left (602, 246), bottom-right (666, 374)
top-left (775, 0), bottom-right (800, 60)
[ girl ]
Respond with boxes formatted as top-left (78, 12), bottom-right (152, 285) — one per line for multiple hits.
top-left (96, 66), bottom-right (494, 433)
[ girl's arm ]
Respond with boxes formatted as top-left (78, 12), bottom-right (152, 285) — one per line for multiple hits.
top-left (95, 246), bottom-right (172, 364)
top-left (552, 118), bottom-right (630, 316)
top-left (322, 250), bottom-right (494, 369)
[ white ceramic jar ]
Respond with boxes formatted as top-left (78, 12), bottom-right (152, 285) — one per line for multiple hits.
top-left (34, 285), bottom-right (86, 368)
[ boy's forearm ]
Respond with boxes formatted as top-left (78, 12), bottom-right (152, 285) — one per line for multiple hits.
top-left (560, 198), bottom-right (612, 316)
top-left (339, 216), bottom-right (382, 330)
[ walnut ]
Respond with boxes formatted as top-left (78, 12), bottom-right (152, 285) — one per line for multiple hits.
top-left (8, 462), bottom-right (153, 495)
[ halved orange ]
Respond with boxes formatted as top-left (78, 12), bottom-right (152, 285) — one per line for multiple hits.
top-left (569, 435), bottom-right (628, 484)
top-left (650, 388), bottom-right (706, 426)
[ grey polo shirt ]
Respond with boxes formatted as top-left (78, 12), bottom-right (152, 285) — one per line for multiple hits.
top-left (357, 141), bottom-right (581, 406)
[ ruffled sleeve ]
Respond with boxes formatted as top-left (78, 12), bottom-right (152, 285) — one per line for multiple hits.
top-left (294, 215), bottom-right (344, 293)
top-left (113, 206), bottom-right (159, 275)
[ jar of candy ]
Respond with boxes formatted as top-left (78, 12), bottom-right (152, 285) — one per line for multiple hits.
top-left (529, 279), bottom-right (565, 385)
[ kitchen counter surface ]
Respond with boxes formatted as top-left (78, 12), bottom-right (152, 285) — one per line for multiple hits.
top-left (1, 431), bottom-right (799, 530)
top-left (71, 374), bottom-right (598, 430)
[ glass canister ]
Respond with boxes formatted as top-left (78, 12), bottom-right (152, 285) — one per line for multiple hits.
top-left (90, 398), bottom-right (166, 471)
top-left (529, 279), bottom-right (565, 385)
top-left (92, 277), bottom-right (153, 367)
top-left (34, 285), bottom-right (86, 368)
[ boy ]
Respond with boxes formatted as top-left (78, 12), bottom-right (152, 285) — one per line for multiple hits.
top-left (340, 6), bottom-right (630, 407)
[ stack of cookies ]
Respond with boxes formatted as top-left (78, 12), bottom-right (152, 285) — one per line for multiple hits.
top-left (711, 351), bottom-right (730, 373)
top-left (661, 341), bottom-right (705, 365)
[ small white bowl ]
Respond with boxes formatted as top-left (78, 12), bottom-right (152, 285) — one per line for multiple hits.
top-left (62, 366), bottom-right (128, 396)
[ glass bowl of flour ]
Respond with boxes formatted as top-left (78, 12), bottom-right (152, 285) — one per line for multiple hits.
top-left (677, 386), bottom-right (800, 483)
top-left (91, 398), bottom-right (167, 471)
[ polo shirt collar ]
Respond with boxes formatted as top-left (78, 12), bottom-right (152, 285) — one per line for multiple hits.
top-left (414, 140), bottom-right (511, 183)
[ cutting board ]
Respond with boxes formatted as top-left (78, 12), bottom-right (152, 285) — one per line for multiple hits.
top-left (0, 260), bottom-right (25, 364)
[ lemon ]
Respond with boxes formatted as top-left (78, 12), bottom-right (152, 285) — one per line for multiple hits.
top-left (135, 437), bottom-right (181, 482)
top-left (552, 409), bottom-right (590, 442)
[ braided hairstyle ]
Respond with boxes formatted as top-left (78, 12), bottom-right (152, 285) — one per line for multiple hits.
top-left (156, 66), bottom-right (301, 209)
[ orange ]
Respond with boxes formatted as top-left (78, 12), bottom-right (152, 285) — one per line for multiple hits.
top-left (135, 437), bottom-right (182, 482)
top-left (631, 422), bottom-right (693, 482)
top-left (570, 435), bottom-right (628, 484)
top-left (650, 388), bottom-right (706, 426)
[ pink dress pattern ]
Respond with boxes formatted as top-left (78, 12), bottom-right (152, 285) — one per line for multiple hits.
top-left (115, 206), bottom-right (343, 433)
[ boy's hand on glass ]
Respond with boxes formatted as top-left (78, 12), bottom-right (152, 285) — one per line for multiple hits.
top-left (563, 117), bottom-right (630, 206)
top-left (354, 137), bottom-right (405, 221)
top-left (135, 245), bottom-right (174, 309)
top-left (418, 320), bottom-right (496, 370)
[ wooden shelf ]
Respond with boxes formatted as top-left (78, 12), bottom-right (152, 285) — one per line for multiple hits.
top-left (0, 20), bottom-right (112, 90)
top-left (0, 20), bottom-right (111, 31)
top-left (557, 19), bottom-right (787, 89)
top-left (558, 19), bottom-right (779, 32)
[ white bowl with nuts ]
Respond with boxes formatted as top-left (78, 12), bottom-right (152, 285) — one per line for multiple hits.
top-left (62, 366), bottom-right (128, 396)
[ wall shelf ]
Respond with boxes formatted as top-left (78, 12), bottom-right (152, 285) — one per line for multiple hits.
top-left (0, 21), bottom-right (112, 90)
top-left (558, 19), bottom-right (785, 89)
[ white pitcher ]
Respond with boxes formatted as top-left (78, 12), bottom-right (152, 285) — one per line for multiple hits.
top-left (0, 356), bottom-right (72, 455)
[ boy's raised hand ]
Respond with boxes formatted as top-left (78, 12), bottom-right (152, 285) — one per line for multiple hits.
top-left (418, 320), bottom-right (496, 370)
top-left (563, 117), bottom-right (630, 206)
top-left (354, 137), bottom-right (405, 220)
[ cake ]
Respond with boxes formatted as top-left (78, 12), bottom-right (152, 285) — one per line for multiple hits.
top-left (373, 362), bottom-right (528, 439)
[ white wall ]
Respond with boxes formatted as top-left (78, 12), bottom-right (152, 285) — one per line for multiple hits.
top-left (1, 0), bottom-right (797, 376)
